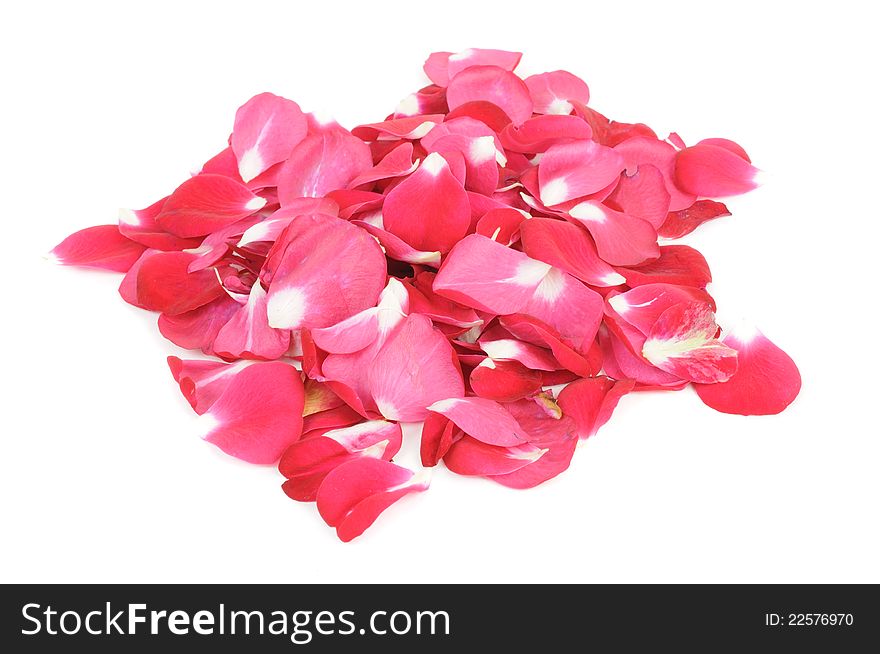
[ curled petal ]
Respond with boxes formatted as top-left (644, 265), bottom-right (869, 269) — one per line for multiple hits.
top-left (606, 283), bottom-right (714, 337)
top-left (347, 142), bottom-right (418, 188)
top-left (405, 272), bottom-right (482, 330)
top-left (167, 356), bottom-right (251, 415)
top-left (447, 48), bottom-right (522, 80)
top-left (600, 325), bottom-right (687, 390)
top-left (578, 105), bottom-right (657, 147)
top-left (489, 435), bottom-right (577, 489)
top-left (351, 220), bottom-right (440, 267)
top-left (158, 294), bottom-right (240, 353)
top-left (500, 114), bottom-right (592, 153)
top-left (615, 245), bottom-right (711, 288)
top-left (520, 268), bottom-right (604, 353)
top-left (606, 164), bottom-right (671, 229)
top-left (424, 48), bottom-right (521, 87)
top-left (316, 459), bottom-right (429, 542)
top-left (557, 376), bottom-right (634, 439)
top-left (238, 198), bottom-right (339, 247)
top-left (118, 198), bottom-right (200, 251)
top-left (475, 207), bottom-right (528, 246)
top-left (658, 199), bottom-right (731, 239)
top-left (420, 413), bottom-right (460, 467)
top-left (352, 116), bottom-right (444, 142)
top-left (615, 136), bottom-right (695, 211)
top-left (394, 85), bottom-right (448, 117)
top-left (697, 137), bottom-right (751, 162)
top-left (499, 314), bottom-right (600, 377)
top-left (423, 51), bottom-right (454, 86)
top-left (478, 336), bottom-right (563, 371)
top-left (302, 403), bottom-right (364, 437)
top-left (280, 420), bottom-right (402, 502)
top-left (445, 101), bottom-right (513, 133)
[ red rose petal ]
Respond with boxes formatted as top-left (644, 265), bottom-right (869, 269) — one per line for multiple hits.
top-left (538, 140), bottom-right (625, 206)
top-left (197, 361), bottom-right (304, 464)
top-left (316, 459), bottom-right (429, 542)
top-left (276, 122), bottom-right (372, 205)
top-left (212, 282), bottom-right (291, 361)
top-left (524, 70), bottom-right (590, 115)
top-left (156, 174), bottom-right (266, 238)
top-left (368, 314), bottom-right (465, 422)
top-left (427, 396), bottom-right (529, 447)
top-left (280, 420), bottom-right (402, 502)
top-left (382, 152), bottom-right (471, 253)
top-left (446, 65), bottom-right (533, 125)
top-left (158, 295), bottom-right (240, 354)
top-left (557, 376), bottom-right (634, 439)
top-left (444, 437), bottom-right (545, 477)
top-left (674, 143), bottom-right (760, 198)
top-left (265, 213), bottom-right (386, 330)
top-left (134, 250), bottom-right (224, 315)
top-left (469, 358), bottom-right (543, 402)
top-left (615, 245), bottom-right (712, 289)
top-left (519, 216), bottom-right (626, 287)
top-left (232, 92), bottom-right (308, 183)
top-left (50, 224), bottom-right (146, 272)
top-left (642, 302), bottom-right (738, 384)
top-left (694, 328), bottom-right (801, 415)
top-left (658, 199), bottom-right (731, 239)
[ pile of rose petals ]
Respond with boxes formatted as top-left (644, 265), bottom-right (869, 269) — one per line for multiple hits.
top-left (51, 49), bottom-right (801, 542)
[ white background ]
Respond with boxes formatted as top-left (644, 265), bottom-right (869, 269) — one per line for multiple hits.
top-left (2, 1), bottom-right (878, 583)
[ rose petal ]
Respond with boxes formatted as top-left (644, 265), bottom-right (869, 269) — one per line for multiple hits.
top-left (674, 143), bottom-right (761, 197)
top-left (265, 213), bottom-right (387, 330)
top-left (50, 225), bottom-right (146, 272)
top-left (446, 65), bottom-right (533, 125)
top-left (212, 282), bottom-right (291, 360)
top-left (196, 361), bottom-right (304, 464)
top-left (316, 459), bottom-right (429, 542)
top-left (155, 174), bottom-right (266, 238)
top-left (694, 327), bottom-right (800, 415)
top-left (538, 140), bottom-right (625, 206)
top-left (427, 396), bottom-right (529, 446)
top-left (524, 70), bottom-right (590, 115)
top-left (557, 376), bottom-right (634, 439)
top-left (382, 152), bottom-right (471, 254)
top-left (232, 92), bottom-right (308, 182)
top-left (276, 123), bottom-right (372, 205)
